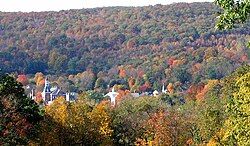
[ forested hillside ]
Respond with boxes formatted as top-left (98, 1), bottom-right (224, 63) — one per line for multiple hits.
top-left (1, 2), bottom-right (250, 145)
top-left (0, 2), bottom-right (250, 91)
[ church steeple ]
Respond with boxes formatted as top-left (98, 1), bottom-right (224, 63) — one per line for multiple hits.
top-left (162, 83), bottom-right (167, 94)
top-left (43, 77), bottom-right (51, 92)
top-left (42, 76), bottom-right (52, 104)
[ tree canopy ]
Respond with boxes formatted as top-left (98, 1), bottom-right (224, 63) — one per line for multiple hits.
top-left (215, 0), bottom-right (250, 29)
top-left (0, 73), bottom-right (43, 145)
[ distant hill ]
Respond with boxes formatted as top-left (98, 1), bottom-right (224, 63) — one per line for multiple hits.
top-left (0, 2), bottom-right (249, 85)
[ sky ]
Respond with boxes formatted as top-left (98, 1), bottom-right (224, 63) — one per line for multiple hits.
top-left (0, 0), bottom-right (213, 12)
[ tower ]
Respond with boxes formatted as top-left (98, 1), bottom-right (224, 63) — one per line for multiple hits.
top-left (66, 92), bottom-right (70, 102)
top-left (29, 88), bottom-right (35, 100)
top-left (42, 77), bottom-right (51, 103)
top-left (162, 84), bottom-right (167, 94)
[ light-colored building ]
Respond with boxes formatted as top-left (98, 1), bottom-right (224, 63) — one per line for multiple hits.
top-left (38, 77), bottom-right (77, 105)
top-left (104, 87), bottom-right (119, 106)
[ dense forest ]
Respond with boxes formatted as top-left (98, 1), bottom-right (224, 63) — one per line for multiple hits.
top-left (1, 2), bottom-right (250, 146)
top-left (1, 3), bottom-right (250, 90)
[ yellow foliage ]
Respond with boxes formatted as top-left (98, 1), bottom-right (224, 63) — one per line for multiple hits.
top-left (88, 103), bottom-right (113, 137)
top-left (45, 97), bottom-right (68, 125)
top-left (207, 128), bottom-right (225, 146)
top-left (40, 97), bottom-right (113, 145)
top-left (34, 72), bottom-right (44, 86)
top-left (207, 139), bottom-right (218, 146)
top-left (27, 141), bottom-right (39, 146)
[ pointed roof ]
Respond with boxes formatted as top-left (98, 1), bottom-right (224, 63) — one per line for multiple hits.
top-left (43, 76), bottom-right (51, 92)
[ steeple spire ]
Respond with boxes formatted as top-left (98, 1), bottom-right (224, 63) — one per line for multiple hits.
top-left (162, 83), bottom-right (167, 94)
top-left (43, 76), bottom-right (51, 92)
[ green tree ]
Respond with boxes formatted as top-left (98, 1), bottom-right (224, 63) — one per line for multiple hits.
top-left (215, 0), bottom-right (250, 46)
top-left (214, 0), bottom-right (250, 141)
top-left (221, 72), bottom-right (250, 145)
top-left (111, 96), bottom-right (165, 145)
top-left (79, 90), bottom-right (105, 103)
top-left (196, 87), bottom-right (226, 144)
top-left (215, 0), bottom-right (250, 29)
top-left (95, 77), bottom-right (107, 89)
top-left (200, 65), bottom-right (250, 145)
top-left (173, 66), bottom-right (192, 84)
top-left (0, 74), bottom-right (43, 145)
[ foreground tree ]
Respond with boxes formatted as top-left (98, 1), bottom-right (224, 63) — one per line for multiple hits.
top-left (39, 97), bottom-right (113, 145)
top-left (195, 86), bottom-right (227, 144)
top-left (0, 73), bottom-right (42, 145)
top-left (111, 96), bottom-right (165, 145)
top-left (205, 65), bottom-right (250, 145)
top-left (216, 0), bottom-right (250, 46)
top-left (221, 72), bottom-right (250, 145)
top-left (136, 109), bottom-right (192, 146)
top-left (215, 0), bottom-right (250, 143)
top-left (215, 0), bottom-right (250, 29)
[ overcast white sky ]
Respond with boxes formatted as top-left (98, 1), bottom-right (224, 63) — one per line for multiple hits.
top-left (0, 0), bottom-right (213, 12)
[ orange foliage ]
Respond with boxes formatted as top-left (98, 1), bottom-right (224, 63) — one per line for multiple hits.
top-left (223, 50), bottom-right (235, 59)
top-left (119, 67), bottom-right (126, 78)
top-left (171, 59), bottom-right (183, 68)
top-left (128, 77), bottom-right (135, 89)
top-left (192, 63), bottom-right (202, 73)
top-left (17, 74), bottom-right (29, 86)
top-left (187, 84), bottom-right (203, 94)
top-left (116, 90), bottom-right (131, 105)
top-left (35, 92), bottom-right (43, 103)
top-left (167, 83), bottom-right (174, 94)
top-left (196, 80), bottom-right (219, 101)
top-left (88, 102), bottom-right (113, 138)
top-left (137, 110), bottom-right (188, 146)
top-left (168, 58), bottom-right (175, 66)
top-left (186, 139), bottom-right (194, 145)
top-left (147, 111), bottom-right (171, 145)
top-left (186, 83), bottom-right (205, 100)
top-left (1, 98), bottom-right (33, 141)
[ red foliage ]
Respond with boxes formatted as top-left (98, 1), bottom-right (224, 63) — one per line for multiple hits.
top-left (168, 58), bottom-right (175, 66)
top-left (119, 67), bottom-right (126, 78)
top-left (35, 92), bottom-right (43, 103)
top-left (241, 54), bottom-right (248, 62)
top-left (17, 75), bottom-right (29, 86)
top-left (139, 81), bottom-right (151, 92)
top-left (137, 69), bottom-right (145, 78)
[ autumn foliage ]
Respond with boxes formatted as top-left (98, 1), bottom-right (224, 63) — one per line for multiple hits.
top-left (16, 75), bottom-right (29, 86)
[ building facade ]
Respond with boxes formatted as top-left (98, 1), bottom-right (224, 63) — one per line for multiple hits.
top-left (41, 77), bottom-right (77, 105)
